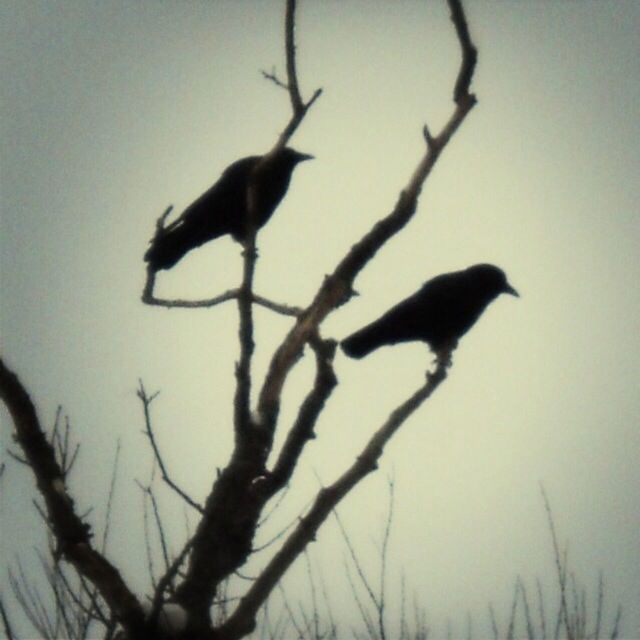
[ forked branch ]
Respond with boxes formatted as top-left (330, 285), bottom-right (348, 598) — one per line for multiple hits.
top-left (142, 0), bottom-right (322, 314)
top-left (0, 358), bottom-right (146, 638)
top-left (217, 363), bottom-right (448, 640)
top-left (256, 0), bottom-right (478, 432)
top-left (137, 381), bottom-right (204, 514)
top-left (266, 335), bottom-right (338, 492)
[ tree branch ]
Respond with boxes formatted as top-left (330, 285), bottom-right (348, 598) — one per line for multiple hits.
top-left (285, 0), bottom-right (303, 112)
top-left (216, 361), bottom-right (448, 640)
top-left (256, 0), bottom-right (478, 433)
top-left (137, 381), bottom-right (204, 514)
top-left (266, 335), bottom-right (338, 492)
top-left (448, 0), bottom-right (477, 104)
top-left (173, 3), bottom-right (323, 625)
top-left (141, 213), bottom-right (301, 317)
top-left (0, 358), bottom-right (146, 638)
top-left (234, 240), bottom-right (258, 437)
top-left (271, 0), bottom-right (323, 151)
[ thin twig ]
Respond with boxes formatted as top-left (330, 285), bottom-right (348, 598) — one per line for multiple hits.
top-left (137, 380), bottom-right (204, 513)
top-left (0, 595), bottom-right (16, 640)
top-left (267, 336), bottom-right (337, 491)
top-left (518, 576), bottom-right (535, 640)
top-left (285, 0), bottom-right (303, 111)
top-left (100, 440), bottom-right (121, 554)
top-left (505, 577), bottom-right (519, 640)
top-left (540, 484), bottom-right (574, 640)
top-left (0, 358), bottom-right (146, 636)
top-left (217, 362), bottom-right (448, 639)
top-left (256, 0), bottom-right (478, 434)
top-left (448, 0), bottom-right (478, 105)
top-left (149, 537), bottom-right (196, 630)
top-left (143, 272), bottom-right (301, 316)
top-left (272, 0), bottom-right (323, 149)
top-left (234, 239), bottom-right (258, 436)
top-left (536, 577), bottom-right (547, 640)
top-left (261, 67), bottom-right (289, 91)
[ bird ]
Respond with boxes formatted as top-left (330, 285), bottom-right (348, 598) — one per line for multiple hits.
top-left (341, 264), bottom-right (518, 361)
top-left (144, 147), bottom-right (313, 271)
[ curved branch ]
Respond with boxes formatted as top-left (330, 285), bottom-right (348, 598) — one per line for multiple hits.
top-left (137, 381), bottom-right (204, 514)
top-left (285, 0), bottom-right (303, 112)
top-left (142, 276), bottom-right (238, 310)
top-left (272, 0), bottom-right (323, 151)
top-left (0, 358), bottom-right (146, 637)
top-left (257, 0), bottom-right (478, 431)
top-left (217, 362), bottom-right (448, 640)
top-left (266, 336), bottom-right (337, 492)
top-left (448, 0), bottom-right (478, 104)
top-left (142, 263), bottom-right (300, 316)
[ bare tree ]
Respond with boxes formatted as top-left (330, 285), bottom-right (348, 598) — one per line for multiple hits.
top-left (1, 1), bottom-right (480, 638)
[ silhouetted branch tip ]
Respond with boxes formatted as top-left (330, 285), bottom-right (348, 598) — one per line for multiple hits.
top-left (261, 67), bottom-right (289, 91)
top-left (422, 124), bottom-right (436, 149)
top-left (448, 0), bottom-right (478, 104)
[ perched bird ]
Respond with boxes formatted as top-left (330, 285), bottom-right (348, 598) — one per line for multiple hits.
top-left (341, 264), bottom-right (518, 361)
top-left (145, 148), bottom-right (313, 271)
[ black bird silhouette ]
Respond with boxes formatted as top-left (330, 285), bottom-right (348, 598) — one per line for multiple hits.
top-left (341, 264), bottom-right (518, 361)
top-left (145, 148), bottom-right (313, 271)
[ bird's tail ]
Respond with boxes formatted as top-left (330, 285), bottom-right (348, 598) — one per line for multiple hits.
top-left (341, 323), bottom-right (385, 359)
top-left (144, 223), bottom-right (207, 271)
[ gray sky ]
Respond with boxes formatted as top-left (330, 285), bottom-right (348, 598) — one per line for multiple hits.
top-left (2, 1), bottom-right (639, 637)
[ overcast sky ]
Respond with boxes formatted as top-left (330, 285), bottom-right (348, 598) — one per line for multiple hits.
top-left (2, 1), bottom-right (639, 637)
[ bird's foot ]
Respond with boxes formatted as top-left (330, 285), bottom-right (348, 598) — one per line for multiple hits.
top-left (241, 244), bottom-right (259, 260)
top-left (432, 340), bottom-right (458, 369)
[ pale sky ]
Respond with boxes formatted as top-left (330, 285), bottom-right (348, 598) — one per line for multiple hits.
top-left (2, 1), bottom-right (639, 638)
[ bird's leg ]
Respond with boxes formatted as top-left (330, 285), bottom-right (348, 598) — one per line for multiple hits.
top-left (241, 241), bottom-right (258, 261)
top-left (432, 339), bottom-right (458, 369)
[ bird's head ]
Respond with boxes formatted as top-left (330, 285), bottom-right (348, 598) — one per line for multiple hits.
top-left (470, 264), bottom-right (519, 298)
top-left (280, 147), bottom-right (315, 165)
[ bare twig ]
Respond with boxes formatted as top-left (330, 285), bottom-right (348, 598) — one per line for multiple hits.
top-left (448, 0), bottom-right (478, 105)
top-left (261, 67), bottom-right (289, 91)
top-left (138, 482), bottom-right (159, 592)
top-left (100, 440), bottom-right (121, 555)
top-left (518, 577), bottom-right (535, 640)
top-left (488, 603), bottom-right (499, 640)
top-left (609, 604), bottom-right (622, 640)
top-left (7, 447), bottom-right (29, 465)
top-left (540, 483), bottom-right (574, 640)
top-left (256, 0), bottom-right (478, 434)
top-left (217, 362), bottom-right (448, 640)
top-left (149, 536), bottom-right (196, 630)
top-left (594, 571), bottom-right (604, 640)
top-left (252, 511), bottom-right (301, 554)
top-left (234, 240), bottom-right (258, 436)
top-left (377, 479), bottom-right (395, 640)
top-left (267, 336), bottom-right (338, 491)
top-left (0, 358), bottom-right (146, 637)
top-left (506, 577), bottom-right (519, 640)
top-left (536, 577), bottom-right (547, 640)
top-left (252, 293), bottom-right (303, 317)
top-left (334, 509), bottom-right (379, 613)
top-left (137, 380), bottom-right (204, 514)
top-left (147, 486), bottom-right (172, 575)
top-left (285, 0), bottom-right (303, 110)
top-left (257, 484), bottom-right (291, 528)
top-left (142, 255), bottom-right (301, 316)
top-left (142, 276), bottom-right (239, 309)
top-left (0, 595), bottom-right (16, 640)
top-left (271, 0), bottom-right (323, 150)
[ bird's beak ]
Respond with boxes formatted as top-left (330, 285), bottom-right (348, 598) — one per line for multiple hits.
top-left (296, 152), bottom-right (315, 162)
top-left (504, 283), bottom-right (519, 297)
